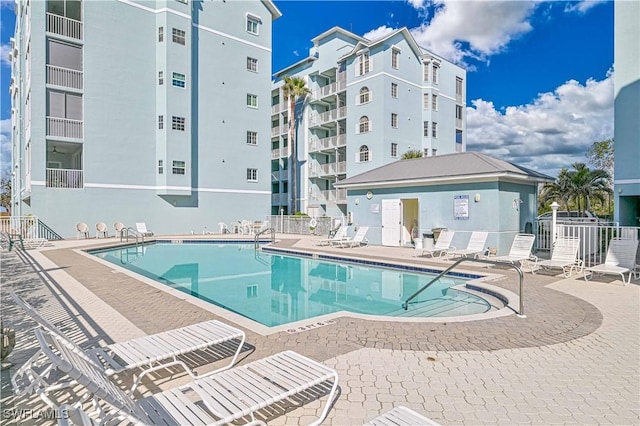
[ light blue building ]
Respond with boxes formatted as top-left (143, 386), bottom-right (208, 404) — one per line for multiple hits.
top-left (613, 0), bottom-right (640, 226)
top-left (270, 27), bottom-right (466, 218)
top-left (10, 0), bottom-right (280, 237)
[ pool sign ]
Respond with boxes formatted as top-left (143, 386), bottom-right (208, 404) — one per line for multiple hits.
top-left (286, 319), bottom-right (336, 334)
top-left (454, 195), bottom-right (469, 220)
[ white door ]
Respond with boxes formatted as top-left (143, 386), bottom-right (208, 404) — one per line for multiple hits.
top-left (382, 199), bottom-right (402, 246)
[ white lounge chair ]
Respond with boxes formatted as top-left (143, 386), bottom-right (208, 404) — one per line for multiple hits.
top-left (336, 226), bottom-right (369, 248)
top-left (33, 329), bottom-right (338, 426)
top-left (584, 238), bottom-right (639, 285)
top-left (10, 293), bottom-right (245, 395)
top-left (76, 222), bottom-right (90, 239)
top-left (446, 231), bottom-right (488, 259)
top-left (135, 222), bottom-right (154, 237)
top-left (217, 222), bottom-right (228, 234)
top-left (95, 222), bottom-right (108, 238)
top-left (530, 236), bottom-right (582, 277)
top-left (317, 226), bottom-right (349, 246)
top-left (418, 229), bottom-right (455, 257)
top-left (366, 406), bottom-right (441, 426)
top-left (493, 234), bottom-right (536, 266)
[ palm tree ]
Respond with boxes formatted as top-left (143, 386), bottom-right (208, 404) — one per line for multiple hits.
top-left (566, 162), bottom-right (611, 213)
top-left (540, 168), bottom-right (573, 211)
top-left (0, 178), bottom-right (11, 215)
top-left (282, 76), bottom-right (310, 214)
top-left (401, 149), bottom-right (423, 160)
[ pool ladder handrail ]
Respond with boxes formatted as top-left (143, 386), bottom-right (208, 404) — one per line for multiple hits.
top-left (402, 258), bottom-right (525, 318)
top-left (254, 227), bottom-right (276, 249)
top-left (123, 227), bottom-right (145, 247)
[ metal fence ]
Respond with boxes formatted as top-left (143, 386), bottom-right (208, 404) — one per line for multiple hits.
top-left (266, 215), bottom-right (338, 236)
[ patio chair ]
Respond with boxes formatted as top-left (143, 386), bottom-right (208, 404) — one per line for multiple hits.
top-left (33, 329), bottom-right (338, 426)
top-left (446, 231), bottom-right (488, 259)
top-left (113, 222), bottom-right (126, 239)
top-left (317, 225), bottom-right (349, 246)
top-left (493, 234), bottom-right (537, 267)
top-left (584, 237), bottom-right (639, 285)
top-left (95, 222), bottom-right (108, 238)
top-left (135, 222), bottom-right (154, 237)
top-left (10, 293), bottom-right (245, 395)
top-left (217, 222), bottom-right (228, 234)
top-left (365, 406), bottom-right (441, 426)
top-left (76, 222), bottom-right (90, 239)
top-left (417, 229), bottom-right (455, 258)
top-left (530, 236), bottom-right (582, 277)
top-left (336, 226), bottom-right (369, 248)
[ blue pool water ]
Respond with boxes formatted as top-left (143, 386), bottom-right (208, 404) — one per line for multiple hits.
top-left (92, 243), bottom-right (491, 327)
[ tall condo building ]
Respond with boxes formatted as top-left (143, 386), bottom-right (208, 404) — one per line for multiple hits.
top-left (10, 0), bottom-right (280, 237)
top-left (270, 27), bottom-right (466, 217)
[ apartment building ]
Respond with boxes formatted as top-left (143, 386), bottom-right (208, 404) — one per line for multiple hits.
top-left (10, 0), bottom-right (280, 237)
top-left (270, 27), bottom-right (466, 217)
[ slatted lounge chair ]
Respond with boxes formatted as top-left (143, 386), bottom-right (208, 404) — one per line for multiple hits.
top-left (584, 237), bottom-right (639, 285)
top-left (76, 222), bottom-right (90, 239)
top-left (336, 226), bottom-right (369, 248)
top-left (135, 222), bottom-right (154, 237)
top-left (11, 293), bottom-right (245, 395)
top-left (317, 225), bottom-right (349, 246)
top-left (365, 406), bottom-right (441, 426)
top-left (493, 234), bottom-right (536, 267)
top-left (95, 222), bottom-right (108, 238)
top-left (446, 231), bottom-right (488, 259)
top-left (530, 236), bottom-right (582, 277)
top-left (417, 229), bottom-right (455, 258)
top-left (34, 329), bottom-right (338, 426)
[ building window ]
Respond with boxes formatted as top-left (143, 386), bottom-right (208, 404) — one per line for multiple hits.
top-left (172, 116), bottom-right (185, 131)
top-left (432, 94), bottom-right (438, 110)
top-left (391, 82), bottom-right (398, 98)
top-left (158, 27), bottom-right (164, 42)
top-left (358, 116), bottom-right (370, 133)
top-left (423, 63), bottom-right (429, 81)
top-left (432, 122), bottom-right (438, 138)
top-left (432, 148), bottom-right (437, 156)
top-left (158, 71), bottom-right (164, 85)
top-left (247, 168), bottom-right (258, 181)
top-left (247, 93), bottom-right (258, 108)
top-left (246, 16), bottom-right (260, 35)
top-left (158, 160), bottom-right (164, 174)
top-left (391, 48), bottom-right (400, 69)
top-left (158, 115), bottom-right (163, 129)
top-left (391, 143), bottom-right (398, 157)
top-left (423, 148), bottom-right (429, 157)
top-left (172, 28), bottom-right (186, 45)
top-left (247, 131), bottom-right (258, 145)
top-left (172, 72), bottom-right (185, 88)
top-left (423, 93), bottom-right (429, 109)
top-left (359, 145), bottom-right (370, 162)
top-left (432, 64), bottom-right (439, 84)
top-left (456, 105), bottom-right (463, 120)
top-left (358, 51), bottom-right (370, 76)
top-left (423, 121), bottom-right (429, 137)
top-left (391, 113), bottom-right (398, 128)
top-left (359, 87), bottom-right (370, 104)
top-left (247, 57), bottom-right (258, 72)
top-left (456, 77), bottom-right (463, 95)
top-left (172, 160), bottom-right (186, 175)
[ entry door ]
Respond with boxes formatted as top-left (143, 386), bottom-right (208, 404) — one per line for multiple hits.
top-left (381, 199), bottom-right (402, 246)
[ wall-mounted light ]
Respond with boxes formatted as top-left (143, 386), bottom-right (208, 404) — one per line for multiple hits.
top-left (474, 194), bottom-right (480, 203)
top-left (354, 198), bottom-right (360, 206)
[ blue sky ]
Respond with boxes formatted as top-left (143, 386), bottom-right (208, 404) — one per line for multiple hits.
top-left (0, 0), bottom-right (614, 178)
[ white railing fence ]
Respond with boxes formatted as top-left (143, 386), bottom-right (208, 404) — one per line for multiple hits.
top-left (267, 215), bottom-right (338, 235)
top-left (0, 216), bottom-right (40, 239)
top-left (46, 13), bottom-right (83, 40)
top-left (46, 168), bottom-right (84, 188)
top-left (46, 117), bottom-right (83, 139)
top-left (46, 65), bottom-right (83, 89)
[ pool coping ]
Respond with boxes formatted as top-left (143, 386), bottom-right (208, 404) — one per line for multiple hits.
top-left (76, 240), bottom-right (521, 336)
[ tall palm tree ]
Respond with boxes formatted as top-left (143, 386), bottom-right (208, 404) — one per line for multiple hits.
top-left (567, 162), bottom-right (611, 213)
top-left (540, 168), bottom-right (573, 211)
top-left (282, 76), bottom-right (310, 214)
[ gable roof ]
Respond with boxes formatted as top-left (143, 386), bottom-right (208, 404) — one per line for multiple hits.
top-left (334, 152), bottom-right (554, 189)
top-left (311, 26), bottom-right (368, 45)
top-left (338, 27), bottom-right (426, 63)
top-left (262, 1), bottom-right (282, 20)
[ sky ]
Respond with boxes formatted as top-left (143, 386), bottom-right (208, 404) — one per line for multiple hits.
top-left (0, 0), bottom-right (614, 179)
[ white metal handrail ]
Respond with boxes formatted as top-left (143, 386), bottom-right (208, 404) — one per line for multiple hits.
top-left (46, 117), bottom-right (83, 139)
top-left (46, 168), bottom-right (83, 189)
top-left (46, 65), bottom-right (83, 89)
top-left (46, 13), bottom-right (83, 40)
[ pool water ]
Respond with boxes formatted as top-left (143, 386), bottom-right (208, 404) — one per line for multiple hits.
top-left (92, 243), bottom-right (491, 327)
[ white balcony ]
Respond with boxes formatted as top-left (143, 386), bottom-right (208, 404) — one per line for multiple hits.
top-left (47, 65), bottom-right (83, 90)
top-left (271, 170), bottom-right (287, 181)
top-left (271, 103), bottom-right (286, 115)
top-left (311, 80), bottom-right (347, 100)
top-left (271, 147), bottom-right (288, 159)
top-left (311, 189), bottom-right (347, 204)
top-left (309, 134), bottom-right (346, 153)
top-left (46, 168), bottom-right (83, 189)
top-left (308, 107), bottom-right (347, 128)
top-left (272, 125), bottom-right (286, 137)
top-left (271, 193), bottom-right (288, 205)
top-left (46, 13), bottom-right (83, 40)
top-left (309, 161), bottom-right (346, 177)
top-left (46, 117), bottom-right (83, 139)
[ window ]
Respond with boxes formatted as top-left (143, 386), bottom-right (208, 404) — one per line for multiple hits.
top-left (158, 115), bottom-right (163, 129)
top-left (359, 87), bottom-right (370, 104)
top-left (391, 48), bottom-right (400, 69)
top-left (158, 160), bottom-right (164, 174)
top-left (432, 64), bottom-right (439, 84)
top-left (432, 148), bottom-right (437, 156)
top-left (247, 168), bottom-right (258, 181)
top-left (456, 105), bottom-right (463, 120)
top-left (432, 94), bottom-right (438, 110)
top-left (158, 27), bottom-right (164, 42)
top-left (172, 116), bottom-right (185, 131)
top-left (423, 121), bottom-right (429, 137)
top-left (172, 160), bottom-right (186, 174)
top-left (246, 57), bottom-right (258, 72)
top-left (158, 71), bottom-right (164, 85)
top-left (423, 93), bottom-right (429, 109)
top-left (246, 131), bottom-right (258, 145)
top-left (246, 16), bottom-right (259, 35)
top-left (391, 82), bottom-right (398, 98)
top-left (359, 145), bottom-right (370, 162)
top-left (172, 28), bottom-right (186, 45)
top-left (391, 113), bottom-right (398, 128)
top-left (358, 116), bottom-right (370, 133)
top-left (47, 90), bottom-right (82, 120)
top-left (432, 122), bottom-right (438, 138)
top-left (423, 63), bottom-right (429, 81)
top-left (423, 148), bottom-right (429, 157)
top-left (246, 93), bottom-right (258, 108)
top-left (47, 39), bottom-right (82, 71)
top-left (391, 143), bottom-right (398, 157)
top-left (358, 51), bottom-right (370, 76)
top-left (456, 77), bottom-right (463, 95)
top-left (172, 72), bottom-right (185, 88)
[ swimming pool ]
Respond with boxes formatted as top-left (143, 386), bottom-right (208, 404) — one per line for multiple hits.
top-left (92, 243), bottom-right (491, 327)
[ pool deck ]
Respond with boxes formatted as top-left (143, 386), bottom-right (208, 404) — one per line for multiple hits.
top-left (1, 234), bottom-right (639, 425)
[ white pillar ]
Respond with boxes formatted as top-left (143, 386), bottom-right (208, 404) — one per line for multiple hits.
top-left (551, 201), bottom-right (559, 255)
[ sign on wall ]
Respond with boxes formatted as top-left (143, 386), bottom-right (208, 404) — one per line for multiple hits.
top-left (454, 195), bottom-right (469, 220)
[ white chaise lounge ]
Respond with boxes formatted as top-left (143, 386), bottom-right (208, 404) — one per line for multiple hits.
top-left (584, 237), bottom-right (639, 285)
top-left (336, 226), bottom-right (369, 248)
top-left (446, 231), bottom-right (488, 259)
top-left (417, 229), bottom-right (455, 258)
top-left (493, 234), bottom-right (536, 267)
top-left (365, 406), bottom-right (441, 426)
top-left (530, 236), bottom-right (582, 277)
top-left (135, 222), bottom-right (154, 237)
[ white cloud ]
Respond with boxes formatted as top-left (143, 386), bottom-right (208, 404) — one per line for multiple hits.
top-left (363, 25), bottom-right (396, 41)
top-left (564, 0), bottom-right (607, 14)
top-left (0, 43), bottom-right (11, 67)
top-left (466, 71), bottom-right (614, 176)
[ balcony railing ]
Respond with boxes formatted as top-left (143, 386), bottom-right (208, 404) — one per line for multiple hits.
top-left (308, 106), bottom-right (346, 127)
top-left (272, 125), bottom-right (286, 137)
top-left (271, 103), bottom-right (286, 115)
top-left (46, 117), bottom-right (83, 139)
top-left (46, 168), bottom-right (83, 189)
top-left (47, 65), bottom-right (83, 90)
top-left (309, 134), bottom-right (346, 152)
top-left (309, 161), bottom-right (346, 177)
top-left (271, 147), bottom-right (288, 159)
top-left (271, 170), bottom-right (287, 181)
top-left (271, 193), bottom-right (288, 205)
top-left (311, 80), bottom-right (347, 100)
top-left (46, 13), bottom-right (83, 40)
top-left (311, 188), bottom-right (347, 204)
